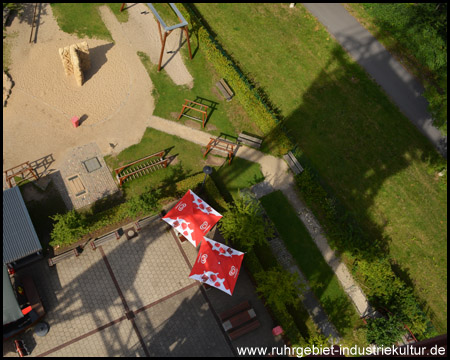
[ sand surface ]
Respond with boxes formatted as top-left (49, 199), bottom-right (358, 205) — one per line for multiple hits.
top-left (3, 3), bottom-right (193, 177)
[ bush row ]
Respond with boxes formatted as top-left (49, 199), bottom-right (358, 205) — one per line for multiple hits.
top-left (179, 4), bottom-right (292, 156)
top-left (294, 169), bottom-right (437, 340)
top-left (50, 172), bottom-right (207, 248)
top-left (243, 250), bottom-right (307, 347)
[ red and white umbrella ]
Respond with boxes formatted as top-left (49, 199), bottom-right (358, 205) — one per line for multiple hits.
top-left (162, 190), bottom-right (222, 247)
top-left (189, 238), bottom-right (244, 296)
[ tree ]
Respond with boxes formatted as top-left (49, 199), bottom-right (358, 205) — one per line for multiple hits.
top-left (366, 314), bottom-right (405, 346)
top-left (255, 267), bottom-right (302, 312)
top-left (50, 210), bottom-right (86, 247)
top-left (218, 191), bottom-right (273, 251)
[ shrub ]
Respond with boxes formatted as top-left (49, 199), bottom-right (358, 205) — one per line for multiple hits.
top-left (255, 267), bottom-right (302, 313)
top-left (126, 188), bottom-right (161, 218)
top-left (50, 210), bottom-right (87, 247)
top-left (218, 191), bottom-right (273, 251)
top-left (366, 314), bottom-right (405, 347)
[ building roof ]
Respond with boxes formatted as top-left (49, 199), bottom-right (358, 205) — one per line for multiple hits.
top-left (3, 186), bottom-right (42, 264)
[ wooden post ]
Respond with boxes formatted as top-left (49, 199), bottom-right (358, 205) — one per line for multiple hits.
top-left (120, 3), bottom-right (125, 12)
top-left (157, 21), bottom-right (163, 45)
top-left (183, 26), bottom-right (192, 60)
top-left (158, 32), bottom-right (168, 72)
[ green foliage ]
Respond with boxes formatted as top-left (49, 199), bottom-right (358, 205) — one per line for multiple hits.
top-left (50, 210), bottom-right (87, 247)
top-left (49, 173), bottom-right (207, 248)
top-left (366, 314), bottom-right (405, 346)
top-left (294, 169), bottom-right (376, 256)
top-left (179, 4), bottom-right (291, 155)
top-left (294, 170), bottom-right (436, 339)
top-left (243, 251), bottom-right (306, 346)
top-left (126, 187), bottom-right (161, 218)
top-left (218, 191), bottom-right (273, 251)
top-left (255, 267), bottom-right (302, 312)
top-left (361, 3), bottom-right (447, 134)
top-left (50, 3), bottom-right (113, 41)
top-left (3, 3), bottom-right (23, 12)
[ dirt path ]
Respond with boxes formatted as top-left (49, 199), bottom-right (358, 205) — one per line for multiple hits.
top-left (3, 3), bottom-right (193, 174)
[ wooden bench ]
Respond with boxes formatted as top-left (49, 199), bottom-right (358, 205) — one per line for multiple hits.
top-left (228, 318), bottom-right (261, 340)
top-left (219, 300), bottom-right (251, 321)
top-left (237, 133), bottom-right (263, 149)
top-left (90, 230), bottom-right (121, 250)
top-left (135, 214), bottom-right (160, 231)
top-left (283, 151), bottom-right (304, 175)
top-left (216, 78), bottom-right (234, 101)
top-left (48, 248), bottom-right (80, 266)
top-left (223, 309), bottom-right (256, 331)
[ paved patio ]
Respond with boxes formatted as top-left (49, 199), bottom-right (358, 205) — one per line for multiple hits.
top-left (3, 217), bottom-right (282, 357)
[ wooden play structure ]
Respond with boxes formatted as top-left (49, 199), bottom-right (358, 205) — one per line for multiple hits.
top-left (121, 3), bottom-right (192, 72)
top-left (177, 99), bottom-right (209, 128)
top-left (114, 150), bottom-right (168, 186)
top-left (203, 137), bottom-right (238, 165)
top-left (4, 161), bottom-right (39, 188)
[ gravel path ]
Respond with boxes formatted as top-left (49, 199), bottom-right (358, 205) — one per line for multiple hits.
top-left (302, 3), bottom-right (447, 158)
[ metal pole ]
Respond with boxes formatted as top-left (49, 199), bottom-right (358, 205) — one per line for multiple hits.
top-left (158, 32), bottom-right (167, 72)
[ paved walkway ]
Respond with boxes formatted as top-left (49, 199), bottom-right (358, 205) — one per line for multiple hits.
top-left (148, 115), bottom-right (373, 321)
top-left (302, 3), bottom-right (447, 158)
top-left (4, 218), bottom-right (283, 356)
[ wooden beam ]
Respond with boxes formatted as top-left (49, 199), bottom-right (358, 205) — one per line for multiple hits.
top-left (158, 32), bottom-right (168, 72)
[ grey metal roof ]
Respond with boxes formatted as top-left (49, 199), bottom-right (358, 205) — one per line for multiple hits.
top-left (3, 187), bottom-right (42, 264)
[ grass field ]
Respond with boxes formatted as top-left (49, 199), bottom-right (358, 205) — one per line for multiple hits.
top-left (260, 190), bottom-right (364, 344)
top-left (137, 41), bottom-right (261, 139)
top-left (194, 3), bottom-right (447, 332)
top-left (104, 128), bottom-right (207, 199)
top-left (104, 127), bottom-right (264, 202)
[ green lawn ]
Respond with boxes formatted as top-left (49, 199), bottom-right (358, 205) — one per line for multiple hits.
top-left (104, 128), bottom-right (207, 199)
top-left (105, 127), bottom-right (264, 202)
top-left (137, 47), bottom-right (260, 139)
top-left (211, 157), bottom-right (265, 201)
top-left (194, 3), bottom-right (447, 333)
top-left (344, 3), bottom-right (447, 135)
top-left (260, 190), bottom-right (365, 345)
top-left (50, 3), bottom-right (128, 41)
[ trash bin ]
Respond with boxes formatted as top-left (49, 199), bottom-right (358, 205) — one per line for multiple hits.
top-left (71, 116), bottom-right (80, 128)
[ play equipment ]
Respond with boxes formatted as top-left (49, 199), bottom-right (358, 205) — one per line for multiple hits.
top-left (120, 3), bottom-right (192, 72)
top-left (4, 161), bottom-right (39, 188)
top-left (203, 137), bottom-right (238, 165)
top-left (114, 150), bottom-right (168, 186)
top-left (58, 42), bottom-right (91, 86)
top-left (177, 99), bottom-right (208, 128)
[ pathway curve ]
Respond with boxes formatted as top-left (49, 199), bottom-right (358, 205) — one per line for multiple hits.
top-left (302, 3), bottom-right (447, 158)
top-left (149, 115), bottom-right (373, 321)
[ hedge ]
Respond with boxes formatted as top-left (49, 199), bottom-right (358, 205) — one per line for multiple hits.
top-left (294, 169), bottom-right (437, 340)
top-left (50, 172), bottom-right (208, 248)
top-left (179, 3), bottom-right (292, 156)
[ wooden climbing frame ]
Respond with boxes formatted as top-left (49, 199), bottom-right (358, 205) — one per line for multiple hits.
top-left (114, 150), bottom-right (168, 186)
top-left (177, 99), bottom-right (209, 128)
top-left (121, 3), bottom-right (192, 72)
top-left (4, 161), bottom-right (39, 188)
top-left (203, 137), bottom-right (237, 165)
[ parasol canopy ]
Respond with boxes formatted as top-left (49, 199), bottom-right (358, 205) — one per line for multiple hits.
top-left (162, 190), bottom-right (222, 247)
top-left (189, 238), bottom-right (244, 295)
